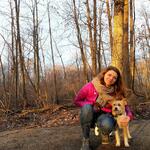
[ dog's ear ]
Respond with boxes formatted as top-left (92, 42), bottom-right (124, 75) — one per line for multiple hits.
top-left (122, 98), bottom-right (128, 106)
top-left (109, 99), bottom-right (115, 105)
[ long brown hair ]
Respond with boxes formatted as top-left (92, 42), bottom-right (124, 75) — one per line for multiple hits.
top-left (97, 66), bottom-right (125, 98)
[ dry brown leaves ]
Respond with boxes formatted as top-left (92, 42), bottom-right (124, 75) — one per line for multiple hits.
top-left (0, 101), bottom-right (150, 132)
top-left (134, 102), bottom-right (150, 119)
top-left (0, 104), bottom-right (80, 132)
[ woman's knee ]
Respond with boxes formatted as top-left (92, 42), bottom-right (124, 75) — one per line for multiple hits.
top-left (97, 114), bottom-right (116, 134)
top-left (80, 104), bottom-right (93, 125)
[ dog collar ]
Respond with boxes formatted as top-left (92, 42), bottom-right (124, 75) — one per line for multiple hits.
top-left (113, 114), bottom-right (123, 120)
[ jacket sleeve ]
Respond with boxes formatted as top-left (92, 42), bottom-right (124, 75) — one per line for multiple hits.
top-left (125, 105), bottom-right (134, 120)
top-left (73, 84), bottom-right (89, 107)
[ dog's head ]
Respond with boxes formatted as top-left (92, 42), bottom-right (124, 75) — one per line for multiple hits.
top-left (111, 98), bottom-right (127, 117)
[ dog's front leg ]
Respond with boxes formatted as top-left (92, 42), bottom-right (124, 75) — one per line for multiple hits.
top-left (123, 127), bottom-right (129, 147)
top-left (115, 130), bottom-right (120, 147)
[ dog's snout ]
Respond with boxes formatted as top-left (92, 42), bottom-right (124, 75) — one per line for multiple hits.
top-left (114, 107), bottom-right (118, 111)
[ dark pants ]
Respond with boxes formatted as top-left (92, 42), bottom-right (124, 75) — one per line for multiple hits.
top-left (80, 104), bottom-right (116, 139)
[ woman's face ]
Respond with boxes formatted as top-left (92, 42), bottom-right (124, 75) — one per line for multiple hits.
top-left (104, 70), bottom-right (118, 87)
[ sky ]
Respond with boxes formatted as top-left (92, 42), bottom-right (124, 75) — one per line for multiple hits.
top-left (0, 0), bottom-right (149, 67)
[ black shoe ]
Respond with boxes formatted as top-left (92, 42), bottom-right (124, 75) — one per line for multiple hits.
top-left (80, 138), bottom-right (90, 150)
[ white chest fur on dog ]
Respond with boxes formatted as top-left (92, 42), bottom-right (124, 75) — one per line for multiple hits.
top-left (112, 99), bottom-right (132, 147)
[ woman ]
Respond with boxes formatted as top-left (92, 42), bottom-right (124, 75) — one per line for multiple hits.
top-left (74, 66), bottom-right (133, 150)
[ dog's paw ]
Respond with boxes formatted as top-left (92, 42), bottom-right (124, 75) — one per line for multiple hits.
top-left (128, 135), bottom-right (132, 139)
top-left (125, 143), bottom-right (130, 147)
top-left (125, 141), bottom-right (130, 147)
top-left (116, 143), bottom-right (120, 147)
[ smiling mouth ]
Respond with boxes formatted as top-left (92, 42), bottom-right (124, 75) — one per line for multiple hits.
top-left (113, 110), bottom-right (123, 116)
top-left (108, 80), bottom-right (113, 84)
top-left (113, 109), bottom-right (122, 114)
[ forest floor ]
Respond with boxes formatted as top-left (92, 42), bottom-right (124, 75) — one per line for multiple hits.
top-left (0, 100), bottom-right (150, 150)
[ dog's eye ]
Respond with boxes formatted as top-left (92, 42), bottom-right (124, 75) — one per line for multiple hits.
top-left (118, 104), bottom-right (121, 106)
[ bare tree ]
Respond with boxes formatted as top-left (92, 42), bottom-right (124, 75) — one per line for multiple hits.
top-left (129, 0), bottom-right (135, 90)
top-left (106, 0), bottom-right (113, 53)
top-left (31, 0), bottom-right (40, 97)
top-left (97, 1), bottom-right (106, 70)
top-left (0, 55), bottom-right (7, 110)
top-left (14, 0), bottom-right (27, 106)
top-left (9, 0), bottom-right (17, 106)
top-left (53, 39), bottom-right (67, 79)
top-left (93, 0), bottom-right (97, 73)
top-left (47, 2), bottom-right (58, 104)
top-left (72, 0), bottom-right (89, 83)
top-left (86, 0), bottom-right (97, 76)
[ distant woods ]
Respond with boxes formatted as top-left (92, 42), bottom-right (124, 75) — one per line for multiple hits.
top-left (0, 0), bottom-right (149, 112)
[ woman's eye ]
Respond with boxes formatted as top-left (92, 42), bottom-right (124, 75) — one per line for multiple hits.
top-left (113, 77), bottom-right (117, 80)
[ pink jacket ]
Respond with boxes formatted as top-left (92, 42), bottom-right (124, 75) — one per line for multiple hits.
top-left (74, 82), bottom-right (133, 120)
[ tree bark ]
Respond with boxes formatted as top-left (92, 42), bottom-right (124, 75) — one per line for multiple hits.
top-left (112, 0), bottom-right (124, 72)
top-left (129, 0), bottom-right (135, 90)
top-left (93, 0), bottom-right (97, 73)
top-left (123, 0), bottom-right (131, 88)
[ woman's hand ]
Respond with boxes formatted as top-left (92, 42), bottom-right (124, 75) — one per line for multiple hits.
top-left (93, 102), bottom-right (101, 112)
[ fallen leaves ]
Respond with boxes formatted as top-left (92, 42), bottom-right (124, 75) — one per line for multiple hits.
top-left (0, 104), bottom-right (80, 132)
top-left (134, 102), bottom-right (150, 120)
top-left (0, 101), bottom-right (150, 132)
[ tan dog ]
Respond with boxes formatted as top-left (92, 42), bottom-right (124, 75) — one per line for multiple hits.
top-left (112, 99), bottom-right (132, 147)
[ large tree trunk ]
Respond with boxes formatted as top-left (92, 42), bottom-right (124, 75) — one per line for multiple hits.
top-left (123, 0), bottom-right (131, 88)
top-left (112, 0), bottom-right (124, 72)
top-left (112, 0), bottom-right (133, 88)
top-left (129, 0), bottom-right (135, 90)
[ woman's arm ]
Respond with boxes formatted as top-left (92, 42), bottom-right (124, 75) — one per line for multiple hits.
top-left (73, 84), bottom-right (89, 107)
top-left (125, 105), bottom-right (134, 120)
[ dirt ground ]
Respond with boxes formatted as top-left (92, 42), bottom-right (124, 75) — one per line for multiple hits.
top-left (0, 101), bottom-right (150, 150)
top-left (0, 119), bottom-right (150, 150)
